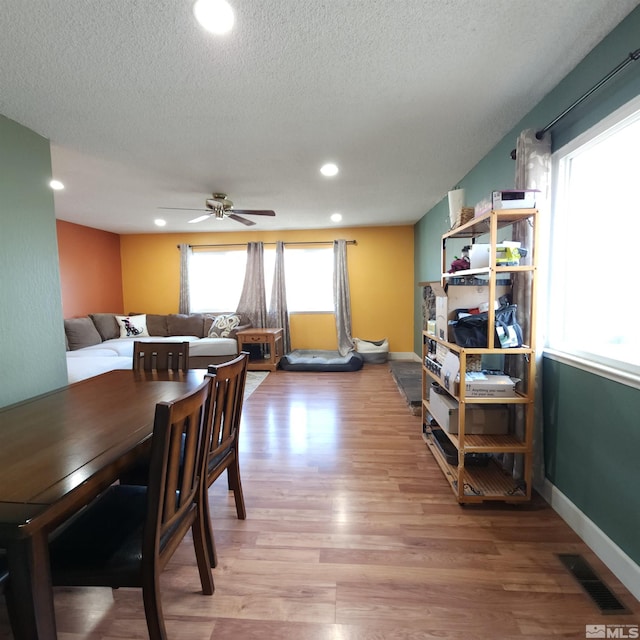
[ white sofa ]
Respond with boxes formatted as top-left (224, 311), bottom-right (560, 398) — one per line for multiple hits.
top-left (64, 313), bottom-right (244, 384)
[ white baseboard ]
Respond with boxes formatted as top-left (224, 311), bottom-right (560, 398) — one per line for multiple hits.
top-left (541, 479), bottom-right (640, 602)
top-left (389, 351), bottom-right (420, 361)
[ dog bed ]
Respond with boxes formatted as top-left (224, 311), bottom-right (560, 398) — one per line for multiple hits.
top-left (279, 349), bottom-right (364, 372)
top-left (354, 337), bottom-right (389, 363)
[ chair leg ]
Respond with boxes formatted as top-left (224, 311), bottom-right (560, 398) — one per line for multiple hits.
top-left (192, 506), bottom-right (215, 595)
top-left (202, 485), bottom-right (218, 568)
top-left (142, 576), bottom-right (168, 640)
top-left (228, 458), bottom-right (246, 520)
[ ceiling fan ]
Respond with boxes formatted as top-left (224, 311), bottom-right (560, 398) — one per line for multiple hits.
top-left (160, 193), bottom-right (276, 226)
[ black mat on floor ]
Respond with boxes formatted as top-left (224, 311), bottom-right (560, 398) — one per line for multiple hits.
top-left (389, 360), bottom-right (422, 415)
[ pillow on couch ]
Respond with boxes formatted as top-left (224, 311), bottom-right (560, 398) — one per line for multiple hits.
top-left (64, 317), bottom-right (103, 350)
top-left (207, 313), bottom-right (251, 338)
top-left (115, 314), bottom-right (150, 338)
top-left (89, 313), bottom-right (120, 341)
top-left (167, 313), bottom-right (205, 337)
top-left (128, 313), bottom-right (169, 337)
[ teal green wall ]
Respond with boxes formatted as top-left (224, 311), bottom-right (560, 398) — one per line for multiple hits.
top-left (543, 359), bottom-right (640, 561)
top-left (0, 115), bottom-right (68, 407)
top-left (414, 7), bottom-right (640, 566)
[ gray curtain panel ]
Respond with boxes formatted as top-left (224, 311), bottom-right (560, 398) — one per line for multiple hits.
top-left (178, 243), bottom-right (191, 314)
top-left (268, 241), bottom-right (291, 354)
top-left (333, 239), bottom-right (355, 356)
top-left (504, 128), bottom-right (551, 488)
top-left (236, 242), bottom-right (267, 329)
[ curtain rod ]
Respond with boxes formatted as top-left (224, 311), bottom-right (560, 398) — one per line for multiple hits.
top-left (178, 240), bottom-right (357, 249)
top-left (510, 46), bottom-right (640, 159)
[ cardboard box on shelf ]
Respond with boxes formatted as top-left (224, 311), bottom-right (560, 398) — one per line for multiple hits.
top-left (440, 353), bottom-right (519, 398)
top-left (492, 190), bottom-right (538, 210)
top-left (431, 281), bottom-right (511, 343)
top-left (469, 242), bottom-right (523, 269)
top-left (429, 390), bottom-right (510, 435)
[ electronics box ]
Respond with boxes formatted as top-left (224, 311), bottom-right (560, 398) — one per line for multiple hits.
top-left (492, 190), bottom-right (538, 210)
top-left (431, 281), bottom-right (511, 343)
top-left (440, 353), bottom-right (519, 398)
top-left (429, 390), bottom-right (509, 435)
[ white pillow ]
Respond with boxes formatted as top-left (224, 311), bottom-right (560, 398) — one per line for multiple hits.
top-left (115, 314), bottom-right (150, 338)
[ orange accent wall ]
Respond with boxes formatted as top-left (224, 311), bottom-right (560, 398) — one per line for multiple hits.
top-left (56, 220), bottom-right (124, 317)
top-left (120, 226), bottom-right (415, 353)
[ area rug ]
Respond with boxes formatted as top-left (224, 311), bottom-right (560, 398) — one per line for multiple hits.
top-left (244, 371), bottom-right (269, 399)
top-left (388, 360), bottom-right (422, 416)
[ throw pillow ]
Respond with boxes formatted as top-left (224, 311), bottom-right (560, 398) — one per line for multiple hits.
top-left (64, 317), bottom-right (103, 350)
top-left (89, 313), bottom-right (119, 341)
top-left (115, 314), bottom-right (150, 338)
top-left (207, 314), bottom-right (250, 338)
top-left (166, 313), bottom-right (205, 337)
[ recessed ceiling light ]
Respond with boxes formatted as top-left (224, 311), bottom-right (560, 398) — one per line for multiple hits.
top-left (193, 0), bottom-right (235, 34)
top-left (49, 179), bottom-right (64, 190)
top-left (330, 213), bottom-right (342, 222)
top-left (154, 218), bottom-right (167, 227)
top-left (320, 163), bottom-right (339, 177)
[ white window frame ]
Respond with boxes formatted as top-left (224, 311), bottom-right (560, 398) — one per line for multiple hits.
top-left (547, 94), bottom-right (640, 389)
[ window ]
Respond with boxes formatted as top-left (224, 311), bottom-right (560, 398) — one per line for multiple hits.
top-left (549, 95), bottom-right (640, 379)
top-left (189, 249), bottom-right (246, 312)
top-left (189, 246), bottom-right (334, 313)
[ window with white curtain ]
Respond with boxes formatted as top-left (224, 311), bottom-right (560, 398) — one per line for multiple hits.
top-left (189, 246), bottom-right (334, 313)
top-left (548, 95), bottom-right (640, 378)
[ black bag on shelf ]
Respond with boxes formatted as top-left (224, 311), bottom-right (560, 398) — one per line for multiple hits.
top-left (452, 304), bottom-right (523, 348)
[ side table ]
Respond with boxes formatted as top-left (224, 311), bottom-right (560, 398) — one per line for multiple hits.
top-left (236, 328), bottom-right (284, 371)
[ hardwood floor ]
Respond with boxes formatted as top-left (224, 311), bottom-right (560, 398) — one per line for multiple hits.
top-left (1, 365), bottom-right (638, 639)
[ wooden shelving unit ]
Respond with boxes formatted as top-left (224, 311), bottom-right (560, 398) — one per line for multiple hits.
top-left (420, 208), bottom-right (538, 504)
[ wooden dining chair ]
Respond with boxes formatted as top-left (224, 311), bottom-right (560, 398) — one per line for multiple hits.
top-left (48, 377), bottom-right (214, 640)
top-left (202, 352), bottom-right (249, 568)
top-left (133, 341), bottom-right (190, 372)
top-left (0, 552), bottom-right (16, 634)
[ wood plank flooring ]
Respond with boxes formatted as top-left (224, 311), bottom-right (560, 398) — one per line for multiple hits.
top-left (1, 364), bottom-right (638, 639)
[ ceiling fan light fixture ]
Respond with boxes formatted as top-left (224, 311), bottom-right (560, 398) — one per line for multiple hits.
top-left (320, 163), bottom-right (339, 177)
top-left (193, 0), bottom-right (235, 35)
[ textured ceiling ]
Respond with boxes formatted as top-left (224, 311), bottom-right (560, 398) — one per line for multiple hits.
top-left (1, 1), bottom-right (638, 234)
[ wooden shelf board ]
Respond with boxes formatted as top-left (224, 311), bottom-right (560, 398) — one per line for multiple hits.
top-left (442, 209), bottom-right (537, 239)
top-left (423, 431), bottom-right (530, 504)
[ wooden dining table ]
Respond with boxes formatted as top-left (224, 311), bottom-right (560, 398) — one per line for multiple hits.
top-left (0, 368), bottom-right (208, 640)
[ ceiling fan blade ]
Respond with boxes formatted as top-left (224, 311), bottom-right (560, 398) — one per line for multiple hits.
top-left (230, 209), bottom-right (276, 216)
top-left (158, 207), bottom-right (211, 212)
top-left (188, 214), bottom-right (211, 224)
top-left (227, 213), bottom-right (256, 226)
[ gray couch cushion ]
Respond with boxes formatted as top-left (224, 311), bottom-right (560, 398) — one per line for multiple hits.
top-left (167, 314), bottom-right (205, 337)
top-left (89, 313), bottom-right (119, 341)
top-left (127, 313), bottom-right (169, 336)
top-left (64, 317), bottom-right (103, 351)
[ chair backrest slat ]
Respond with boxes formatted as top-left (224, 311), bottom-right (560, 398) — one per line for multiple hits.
top-left (133, 341), bottom-right (190, 372)
top-left (206, 353), bottom-right (249, 462)
top-left (143, 378), bottom-right (212, 565)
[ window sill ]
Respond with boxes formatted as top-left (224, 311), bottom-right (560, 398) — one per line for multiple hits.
top-left (543, 348), bottom-right (640, 391)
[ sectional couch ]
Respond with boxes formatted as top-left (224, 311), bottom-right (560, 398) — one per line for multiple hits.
top-left (64, 312), bottom-right (249, 384)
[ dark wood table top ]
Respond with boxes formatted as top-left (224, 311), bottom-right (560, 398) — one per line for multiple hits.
top-left (0, 368), bottom-right (207, 537)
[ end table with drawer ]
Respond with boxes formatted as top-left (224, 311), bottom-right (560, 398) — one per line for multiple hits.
top-left (235, 327), bottom-right (283, 371)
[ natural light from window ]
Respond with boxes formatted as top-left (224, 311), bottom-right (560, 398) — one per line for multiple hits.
top-left (549, 96), bottom-right (640, 377)
top-left (189, 246), bottom-right (334, 313)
